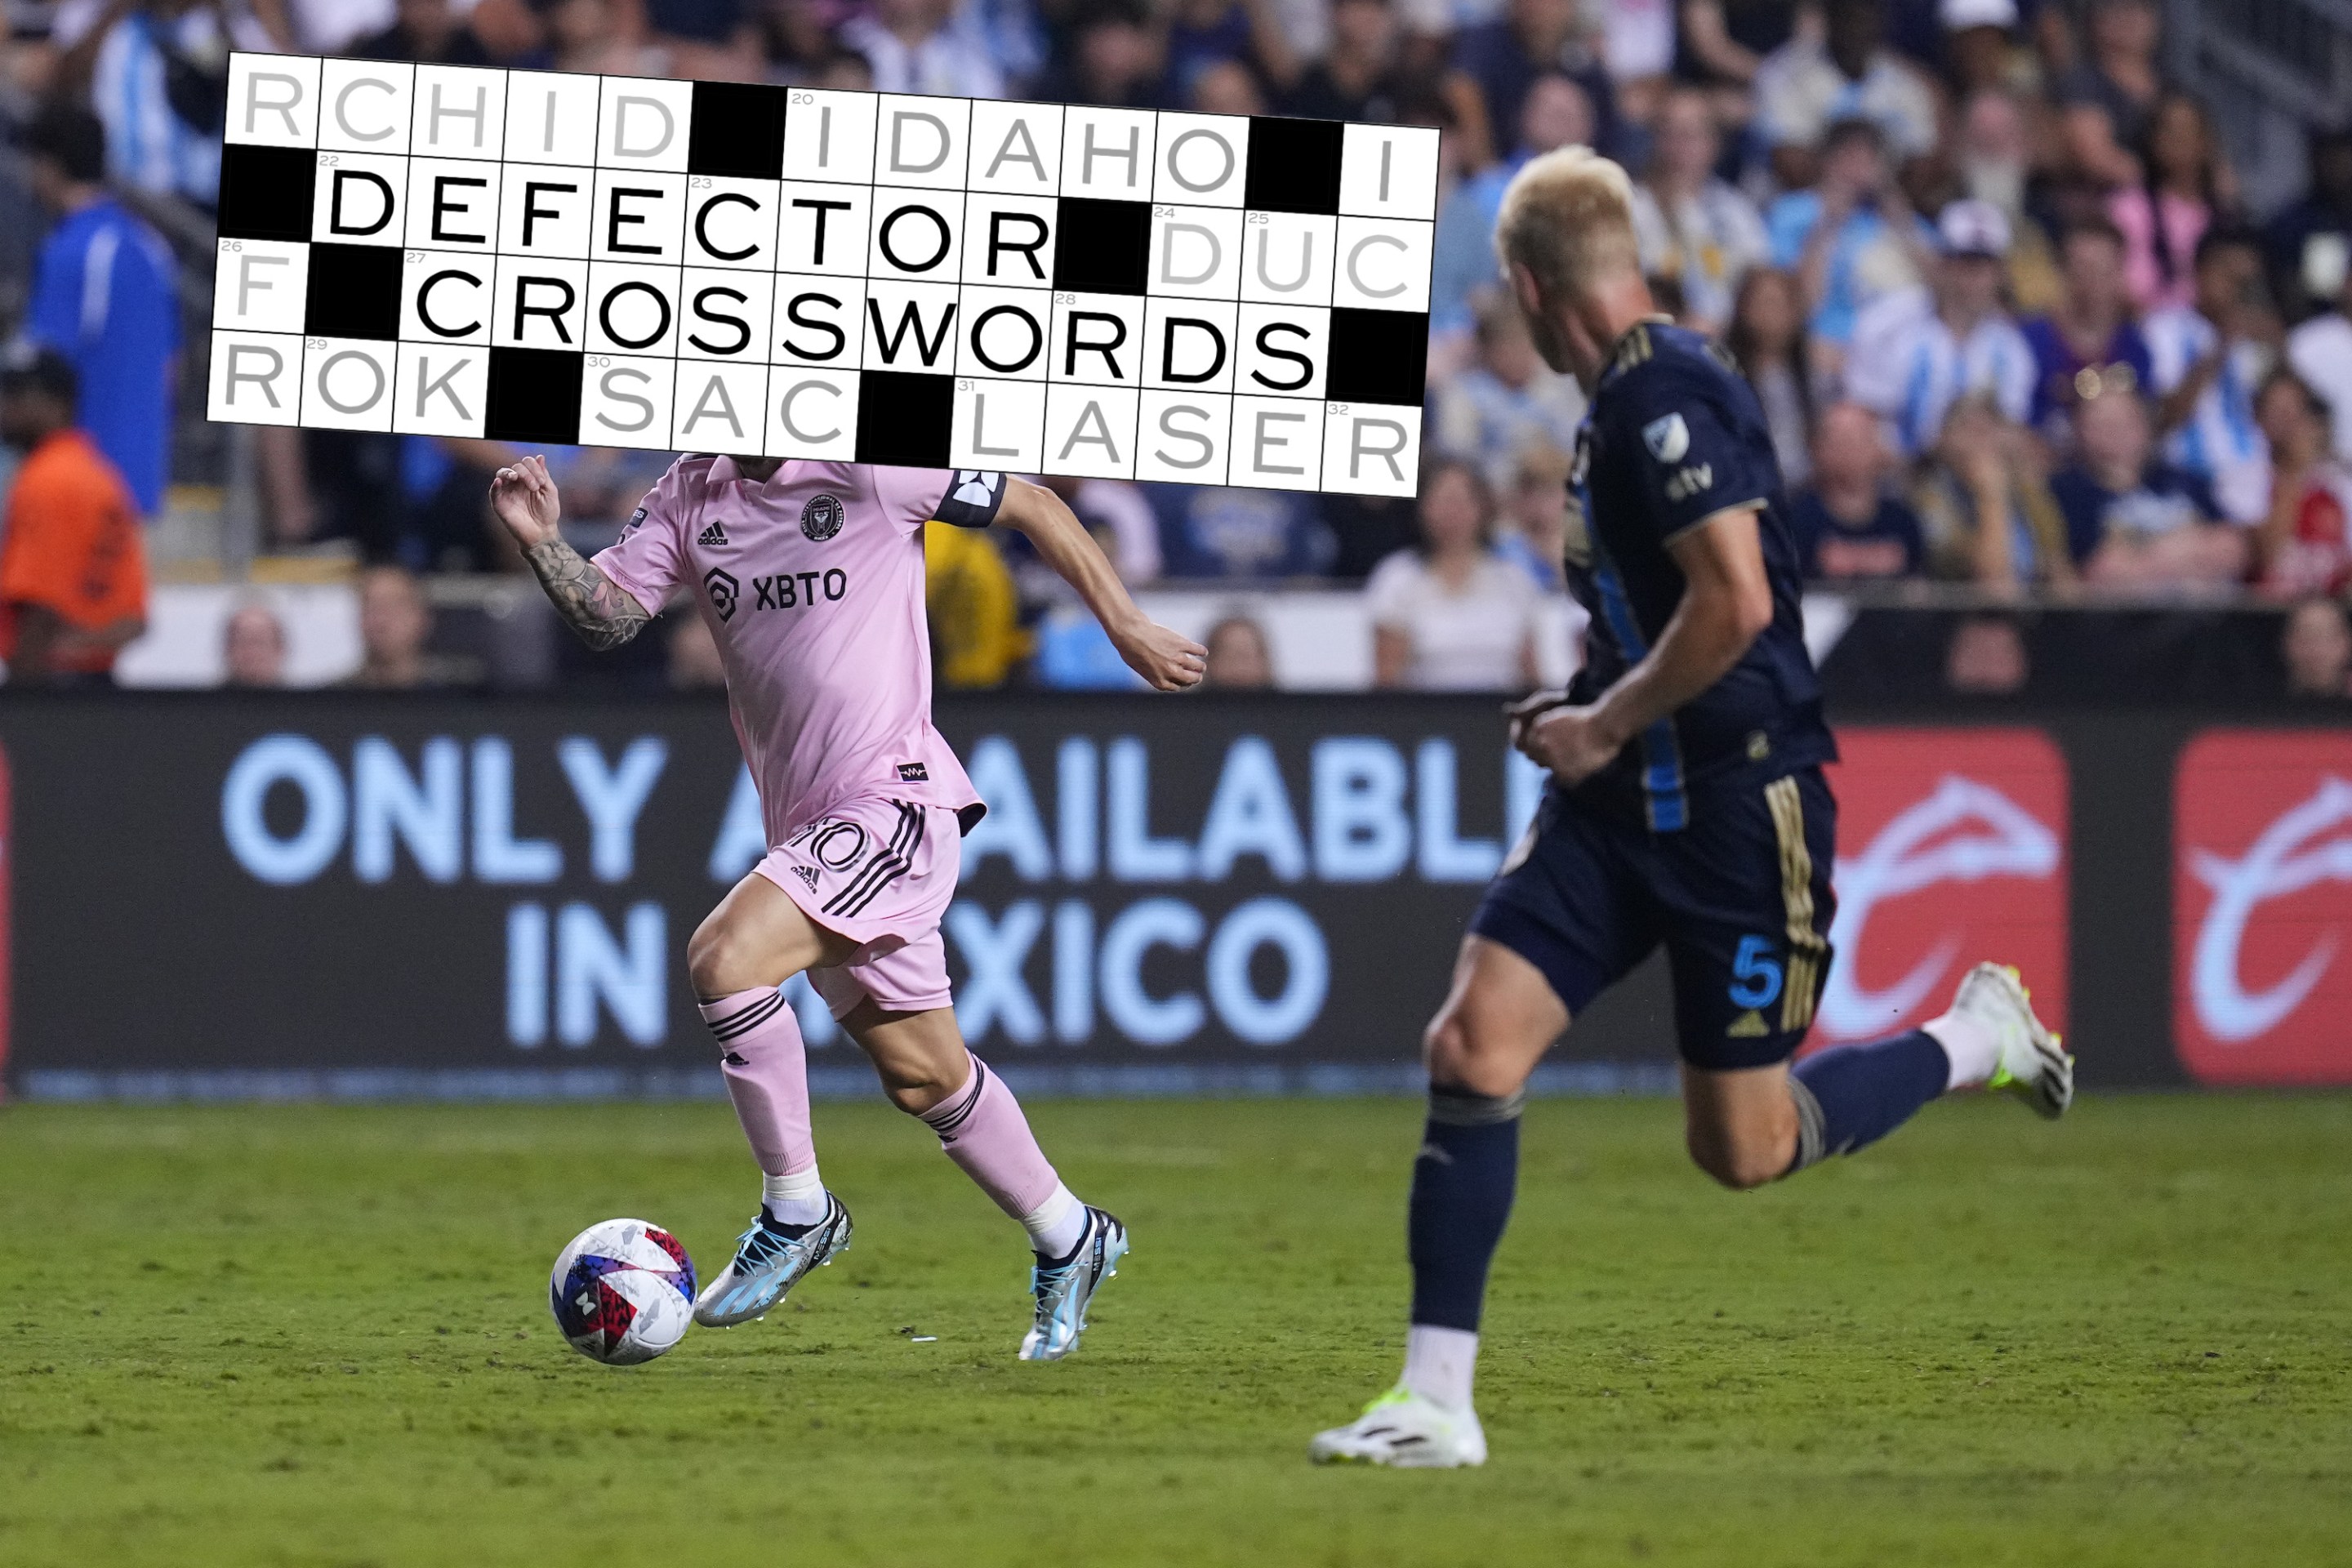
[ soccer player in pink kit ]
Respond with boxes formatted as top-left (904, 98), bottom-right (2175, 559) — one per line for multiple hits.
top-left (489, 454), bottom-right (1205, 1359)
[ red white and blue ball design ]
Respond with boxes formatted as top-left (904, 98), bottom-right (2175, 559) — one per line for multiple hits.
top-left (550, 1218), bottom-right (697, 1365)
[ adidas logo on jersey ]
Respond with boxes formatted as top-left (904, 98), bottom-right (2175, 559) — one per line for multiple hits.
top-left (698, 520), bottom-right (729, 546)
top-left (791, 866), bottom-right (819, 893)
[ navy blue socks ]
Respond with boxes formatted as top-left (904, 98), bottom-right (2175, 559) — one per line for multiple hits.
top-left (1786, 1030), bottom-right (1950, 1173)
top-left (1406, 1087), bottom-right (1523, 1331)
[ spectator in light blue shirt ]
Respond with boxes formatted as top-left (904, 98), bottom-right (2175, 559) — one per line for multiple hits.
top-left (24, 103), bottom-right (180, 519)
top-left (1765, 117), bottom-right (1935, 350)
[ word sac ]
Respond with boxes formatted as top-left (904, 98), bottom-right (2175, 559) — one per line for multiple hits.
top-left (207, 56), bottom-right (1439, 496)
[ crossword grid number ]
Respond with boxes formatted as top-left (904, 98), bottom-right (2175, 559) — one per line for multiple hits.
top-left (207, 56), bottom-right (1439, 497)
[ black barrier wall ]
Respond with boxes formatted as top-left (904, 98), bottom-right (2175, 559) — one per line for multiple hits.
top-left (2, 693), bottom-right (2346, 1098)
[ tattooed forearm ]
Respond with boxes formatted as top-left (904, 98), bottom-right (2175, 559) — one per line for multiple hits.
top-left (523, 539), bottom-right (652, 650)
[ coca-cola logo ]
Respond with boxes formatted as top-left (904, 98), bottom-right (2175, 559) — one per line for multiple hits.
top-left (1816, 730), bottom-right (2069, 1046)
top-left (2175, 732), bottom-right (2352, 1083)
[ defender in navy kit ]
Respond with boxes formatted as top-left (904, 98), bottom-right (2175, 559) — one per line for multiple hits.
top-left (1310, 147), bottom-right (2075, 1469)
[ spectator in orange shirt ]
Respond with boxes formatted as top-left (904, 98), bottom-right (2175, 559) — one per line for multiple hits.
top-left (0, 346), bottom-right (145, 685)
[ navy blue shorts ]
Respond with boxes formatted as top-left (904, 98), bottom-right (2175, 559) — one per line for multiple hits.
top-left (1470, 768), bottom-right (1838, 1071)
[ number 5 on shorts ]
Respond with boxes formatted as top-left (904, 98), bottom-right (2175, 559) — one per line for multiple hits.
top-left (1728, 935), bottom-right (1784, 1009)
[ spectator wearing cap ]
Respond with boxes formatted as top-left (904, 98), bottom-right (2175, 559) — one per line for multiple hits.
top-left (0, 347), bottom-right (146, 686)
top-left (2021, 216), bottom-right (2154, 447)
top-left (1940, 0), bottom-right (2022, 96)
top-left (1788, 402), bottom-right (1927, 581)
top-left (2266, 127), bottom-right (2352, 325)
top-left (1628, 86), bottom-right (1769, 332)
top-left (1951, 87), bottom-right (2061, 314)
top-left (2144, 226), bottom-right (2274, 523)
top-left (2287, 262), bottom-right (2352, 462)
top-left (21, 101), bottom-right (177, 521)
top-left (1765, 117), bottom-right (1936, 354)
top-left (2050, 383), bottom-right (2245, 587)
top-left (1845, 199), bottom-right (2034, 457)
top-left (1753, 0), bottom-right (1939, 189)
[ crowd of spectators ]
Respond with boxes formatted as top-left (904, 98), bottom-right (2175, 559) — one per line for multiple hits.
top-left (0, 0), bottom-right (2345, 695)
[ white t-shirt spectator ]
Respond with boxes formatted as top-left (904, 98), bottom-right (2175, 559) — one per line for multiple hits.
top-left (2287, 311), bottom-right (2352, 463)
top-left (1846, 287), bottom-right (2035, 457)
top-left (1365, 549), bottom-right (1541, 691)
top-left (1755, 42), bottom-right (1939, 160)
top-left (2145, 305), bottom-right (2274, 523)
top-left (1629, 180), bottom-right (1771, 328)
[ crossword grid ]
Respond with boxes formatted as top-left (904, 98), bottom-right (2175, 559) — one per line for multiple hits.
top-left (207, 55), bottom-right (1439, 497)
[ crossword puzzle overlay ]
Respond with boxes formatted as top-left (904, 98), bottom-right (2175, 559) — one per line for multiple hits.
top-left (207, 55), bottom-right (1440, 496)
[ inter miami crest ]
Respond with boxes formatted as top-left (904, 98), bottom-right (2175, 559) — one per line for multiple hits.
top-left (704, 566), bottom-right (740, 621)
top-left (801, 493), bottom-right (845, 542)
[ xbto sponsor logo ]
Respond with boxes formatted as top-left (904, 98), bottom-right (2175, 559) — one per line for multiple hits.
top-left (753, 569), bottom-right (849, 609)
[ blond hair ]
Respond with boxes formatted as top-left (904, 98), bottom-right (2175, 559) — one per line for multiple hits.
top-left (1494, 145), bottom-right (1641, 303)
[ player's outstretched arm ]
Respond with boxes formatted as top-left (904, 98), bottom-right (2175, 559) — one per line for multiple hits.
top-left (996, 478), bottom-right (1205, 692)
top-left (490, 455), bottom-right (651, 652)
top-left (1517, 503), bottom-right (1775, 784)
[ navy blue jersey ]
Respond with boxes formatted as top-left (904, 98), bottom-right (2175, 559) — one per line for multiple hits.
top-left (1563, 320), bottom-right (1834, 831)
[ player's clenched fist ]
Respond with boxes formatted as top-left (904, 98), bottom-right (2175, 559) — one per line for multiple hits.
top-left (489, 455), bottom-right (563, 548)
top-left (1112, 619), bottom-right (1208, 693)
top-left (1512, 697), bottom-right (1627, 786)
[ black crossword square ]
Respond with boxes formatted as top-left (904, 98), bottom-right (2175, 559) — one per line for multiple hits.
top-left (216, 144), bottom-right (318, 243)
top-left (302, 244), bottom-right (403, 341)
top-left (688, 82), bottom-right (788, 179)
top-left (485, 348), bottom-right (585, 443)
top-left (1243, 118), bottom-right (1343, 215)
top-left (1326, 308), bottom-right (1430, 406)
top-left (854, 371), bottom-right (953, 467)
top-left (1052, 198), bottom-right (1151, 295)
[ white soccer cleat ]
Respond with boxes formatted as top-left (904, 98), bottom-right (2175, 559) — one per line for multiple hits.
top-left (1942, 962), bottom-right (2074, 1120)
top-left (1018, 1206), bottom-right (1126, 1361)
top-left (1309, 1387), bottom-right (1488, 1468)
top-left (693, 1194), bottom-right (852, 1328)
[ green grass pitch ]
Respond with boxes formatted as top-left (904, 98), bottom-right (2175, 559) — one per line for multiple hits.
top-left (3, 1094), bottom-right (2349, 1566)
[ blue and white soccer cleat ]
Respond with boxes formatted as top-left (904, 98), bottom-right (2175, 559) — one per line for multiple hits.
top-left (1309, 1387), bottom-right (1488, 1468)
top-left (692, 1194), bottom-right (852, 1328)
top-left (1946, 961), bottom-right (2074, 1119)
top-left (1018, 1206), bottom-right (1127, 1361)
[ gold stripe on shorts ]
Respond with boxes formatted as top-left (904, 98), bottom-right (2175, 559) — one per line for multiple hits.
top-left (1766, 776), bottom-right (1829, 1034)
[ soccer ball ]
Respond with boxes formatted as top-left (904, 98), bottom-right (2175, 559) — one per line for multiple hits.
top-left (549, 1218), bottom-right (697, 1365)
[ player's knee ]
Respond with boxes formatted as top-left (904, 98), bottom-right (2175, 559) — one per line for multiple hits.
top-left (1423, 1009), bottom-right (1520, 1098)
top-left (688, 912), bottom-right (766, 1001)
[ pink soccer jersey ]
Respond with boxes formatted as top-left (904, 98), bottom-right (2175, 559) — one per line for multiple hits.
top-left (594, 460), bottom-right (1007, 844)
